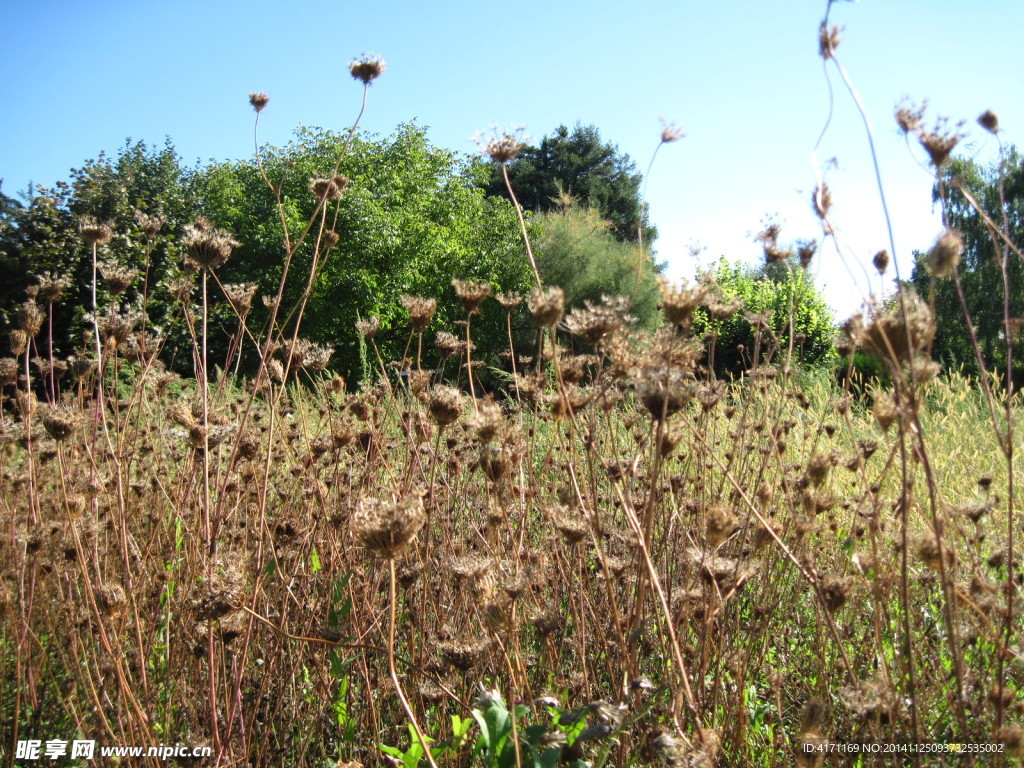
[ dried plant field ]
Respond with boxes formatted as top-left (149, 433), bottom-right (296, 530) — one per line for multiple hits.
top-left (2, 8), bottom-right (1023, 768)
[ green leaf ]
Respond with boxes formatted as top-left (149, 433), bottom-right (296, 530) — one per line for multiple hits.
top-left (310, 546), bottom-right (321, 573)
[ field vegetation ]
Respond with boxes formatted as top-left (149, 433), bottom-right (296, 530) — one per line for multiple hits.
top-left (0, 5), bottom-right (1021, 767)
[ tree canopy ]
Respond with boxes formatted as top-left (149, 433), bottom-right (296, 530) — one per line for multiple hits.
top-left (0, 124), bottom-right (533, 385)
top-left (482, 123), bottom-right (653, 244)
top-left (907, 149), bottom-right (1024, 385)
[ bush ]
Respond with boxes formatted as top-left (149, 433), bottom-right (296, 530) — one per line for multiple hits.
top-left (693, 257), bottom-right (836, 377)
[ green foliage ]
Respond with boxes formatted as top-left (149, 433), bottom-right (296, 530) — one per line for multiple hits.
top-left (0, 139), bottom-right (194, 362)
top-left (907, 148), bottom-right (1024, 385)
top-left (483, 123), bottom-right (653, 244)
top-left (693, 258), bottom-right (836, 377)
top-left (194, 122), bottom-right (531, 383)
top-left (531, 203), bottom-right (662, 333)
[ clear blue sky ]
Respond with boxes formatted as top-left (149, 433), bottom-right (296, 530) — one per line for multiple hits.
top-left (2, 0), bottom-right (1021, 319)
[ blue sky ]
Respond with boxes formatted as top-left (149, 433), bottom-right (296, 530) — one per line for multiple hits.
top-left (2, 0), bottom-right (1021, 319)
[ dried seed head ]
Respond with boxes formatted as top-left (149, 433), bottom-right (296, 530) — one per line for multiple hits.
top-left (452, 279), bottom-right (492, 314)
top-left (496, 292), bottom-right (523, 310)
top-left (223, 282), bottom-right (258, 314)
top-left (705, 505), bottom-right (738, 548)
top-left (36, 271), bottom-right (70, 304)
top-left (818, 22), bottom-right (842, 58)
top-left (528, 286), bottom-right (565, 328)
top-left (134, 210), bottom-right (165, 240)
top-left (248, 91), bottom-right (270, 112)
top-left (660, 118), bottom-right (685, 143)
top-left (859, 292), bottom-right (936, 368)
top-left (872, 391), bottom-right (897, 434)
top-left (467, 397), bottom-right (503, 443)
top-left (309, 174), bottom-right (350, 201)
top-left (41, 405), bottom-right (80, 441)
top-left (476, 127), bottom-right (527, 164)
top-left (659, 278), bottom-right (707, 328)
top-left (78, 216), bottom-right (114, 246)
top-left (349, 53), bottom-right (387, 85)
top-left (926, 229), bottom-right (963, 278)
top-left (977, 110), bottom-right (999, 134)
top-left (100, 263), bottom-right (137, 296)
top-left (895, 98), bottom-right (927, 135)
top-left (820, 575), bottom-right (855, 612)
top-left (400, 295), bottom-right (437, 333)
top-left (183, 219), bottom-right (239, 270)
top-left (872, 249), bottom-right (890, 275)
top-left (355, 316), bottom-right (380, 339)
top-left (919, 117), bottom-right (964, 168)
top-left (426, 385), bottom-right (463, 426)
top-left (636, 365), bottom-right (694, 420)
top-left (798, 240), bottom-right (817, 269)
top-left (17, 300), bottom-right (45, 337)
top-left (563, 295), bottom-right (633, 344)
top-left (95, 582), bottom-right (128, 616)
top-left (812, 183), bottom-right (832, 219)
top-left (351, 494), bottom-right (425, 559)
top-left (434, 331), bottom-right (463, 360)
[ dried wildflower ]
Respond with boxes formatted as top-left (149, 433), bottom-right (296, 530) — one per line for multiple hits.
top-left (637, 365), bottom-right (694, 420)
top-left (467, 397), bottom-right (503, 443)
top-left (36, 271), bottom-right (70, 304)
top-left (659, 278), bottom-right (706, 328)
top-left (100, 263), bottom-right (137, 295)
top-left (977, 109), bottom-right (999, 135)
top-left (797, 240), bottom-right (817, 269)
top-left (248, 91), bottom-right (270, 112)
top-left (476, 126), bottom-right (527, 164)
top-left (434, 331), bottom-right (463, 360)
top-left (223, 282), bottom-right (258, 314)
top-left (553, 506), bottom-right (588, 545)
top-left (916, 532), bottom-right (955, 572)
top-left (563, 296), bottom-right (633, 344)
top-left (348, 316), bottom-right (377, 341)
top-left (659, 118), bottom-right (686, 143)
top-left (134, 210), bottom-right (165, 240)
top-left (919, 117), bottom-right (963, 168)
top-left (872, 249), bottom-right (890, 275)
top-left (996, 724), bottom-right (1023, 757)
top-left (426, 385), bottom-right (462, 426)
top-left (309, 174), bottom-right (350, 201)
top-left (439, 639), bottom-right (487, 670)
top-left (78, 216), bottom-right (114, 246)
top-left (400, 295), bottom-right (437, 333)
top-left (95, 582), bottom-right (128, 616)
top-left (528, 286), bottom-right (565, 327)
top-left (17, 300), bottom-right (45, 337)
top-left (858, 292), bottom-right (935, 368)
top-left (0, 357), bottom-right (17, 385)
top-left (820, 575), bottom-right (854, 612)
top-left (806, 452), bottom-right (833, 488)
top-left (895, 99), bottom-right (926, 135)
top-left (818, 22), bottom-right (841, 58)
top-left (926, 229), bottom-right (963, 278)
top-left (183, 219), bottom-right (239, 270)
top-left (303, 342), bottom-right (334, 371)
top-left (811, 183), bottom-right (832, 219)
top-left (705, 504), bottom-right (738, 548)
top-left (351, 494), bottom-right (425, 559)
top-left (349, 53), bottom-right (386, 85)
top-left (496, 292), bottom-right (523, 310)
top-left (452, 279), bottom-right (492, 314)
top-left (41, 405), bottom-right (79, 442)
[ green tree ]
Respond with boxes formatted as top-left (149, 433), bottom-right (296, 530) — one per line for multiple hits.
top-left (693, 258), bottom-right (836, 377)
top-left (907, 149), bottom-right (1024, 385)
top-left (194, 122), bottom-right (531, 383)
top-left (530, 202), bottom-right (662, 333)
top-left (0, 140), bottom-right (194, 367)
top-left (483, 123), bottom-right (653, 243)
